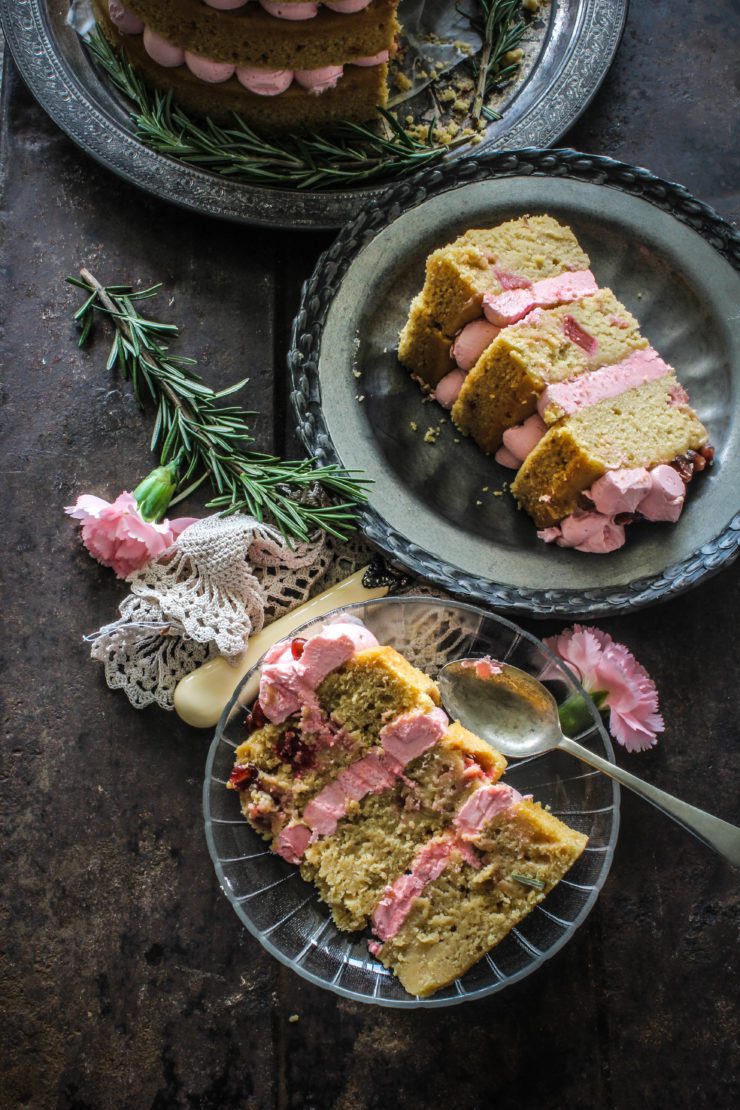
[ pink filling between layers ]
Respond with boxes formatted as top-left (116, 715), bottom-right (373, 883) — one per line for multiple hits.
top-left (259, 620), bottom-right (379, 724)
top-left (482, 270), bottom-right (598, 328)
top-left (537, 347), bottom-right (671, 421)
top-left (109, 5), bottom-right (386, 90)
top-left (370, 783), bottom-right (524, 945)
top-left (438, 269), bottom-right (601, 409)
top-left (202, 0), bottom-right (374, 16)
top-left (275, 707), bottom-right (450, 860)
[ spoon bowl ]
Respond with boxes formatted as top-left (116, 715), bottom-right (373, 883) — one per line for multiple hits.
top-left (441, 656), bottom-right (740, 868)
top-left (438, 659), bottom-right (564, 759)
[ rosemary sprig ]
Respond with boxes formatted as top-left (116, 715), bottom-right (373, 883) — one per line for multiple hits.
top-left (85, 30), bottom-right (456, 190)
top-left (468, 0), bottom-right (527, 123)
top-left (68, 270), bottom-right (370, 543)
top-left (511, 873), bottom-right (547, 891)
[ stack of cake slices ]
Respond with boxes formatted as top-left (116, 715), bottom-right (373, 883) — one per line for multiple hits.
top-left (399, 214), bottom-right (712, 554)
top-left (228, 618), bottom-right (587, 998)
top-left (94, 0), bottom-right (400, 130)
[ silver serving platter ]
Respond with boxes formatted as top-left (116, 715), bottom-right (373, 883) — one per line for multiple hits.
top-left (2, 0), bottom-right (627, 229)
top-left (289, 150), bottom-right (740, 618)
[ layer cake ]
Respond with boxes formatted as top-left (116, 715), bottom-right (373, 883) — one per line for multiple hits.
top-left (228, 617), bottom-right (587, 996)
top-left (94, 0), bottom-right (399, 128)
top-left (397, 214), bottom-right (712, 553)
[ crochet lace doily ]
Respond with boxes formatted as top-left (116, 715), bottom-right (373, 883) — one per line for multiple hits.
top-left (87, 514), bottom-right (373, 710)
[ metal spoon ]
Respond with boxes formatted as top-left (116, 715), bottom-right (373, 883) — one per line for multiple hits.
top-left (438, 659), bottom-right (740, 867)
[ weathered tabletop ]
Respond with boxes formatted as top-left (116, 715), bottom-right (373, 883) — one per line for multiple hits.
top-left (2, 3), bottom-right (739, 1107)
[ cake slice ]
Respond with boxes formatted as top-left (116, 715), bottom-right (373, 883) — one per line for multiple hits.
top-left (511, 373), bottom-right (709, 530)
top-left (370, 785), bottom-right (588, 997)
top-left (450, 289), bottom-right (646, 454)
top-left (229, 619), bottom-right (589, 997)
top-left (229, 623), bottom-right (441, 848)
top-left (301, 722), bottom-right (507, 930)
top-left (398, 215), bottom-right (591, 382)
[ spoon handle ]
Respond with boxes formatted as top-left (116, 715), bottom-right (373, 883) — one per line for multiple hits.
top-left (558, 735), bottom-right (740, 867)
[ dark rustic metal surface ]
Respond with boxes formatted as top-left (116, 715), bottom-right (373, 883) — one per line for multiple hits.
top-left (1, 0), bottom-right (739, 1106)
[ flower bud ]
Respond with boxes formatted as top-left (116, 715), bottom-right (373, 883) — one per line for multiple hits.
top-left (133, 462), bottom-right (179, 523)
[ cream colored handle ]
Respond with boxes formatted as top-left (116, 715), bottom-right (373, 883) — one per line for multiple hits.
top-left (173, 565), bottom-right (388, 728)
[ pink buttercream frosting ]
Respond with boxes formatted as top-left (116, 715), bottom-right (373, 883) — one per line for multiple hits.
top-left (460, 657), bottom-right (503, 680)
top-left (537, 348), bottom-right (671, 422)
top-left (371, 836), bottom-right (455, 942)
top-left (635, 464), bottom-right (686, 522)
top-left (353, 50), bottom-right (390, 66)
top-left (142, 27), bottom-right (185, 67)
top-left (259, 621), bottom-right (379, 723)
top-left (185, 52), bottom-right (236, 82)
top-left (451, 319), bottom-right (501, 371)
top-left (588, 468), bottom-right (653, 516)
top-left (562, 315), bottom-right (598, 355)
top-left (494, 413), bottom-right (547, 468)
top-left (296, 707), bottom-right (449, 842)
top-left (370, 782), bottom-right (524, 943)
top-left (454, 783), bottom-right (523, 837)
top-left (538, 510), bottom-right (626, 554)
top-left (433, 369), bottom-right (467, 410)
top-left (295, 65), bottom-right (344, 93)
top-left (483, 270), bottom-right (598, 328)
top-left (275, 823), bottom-right (312, 864)
top-left (236, 66), bottom-right (294, 94)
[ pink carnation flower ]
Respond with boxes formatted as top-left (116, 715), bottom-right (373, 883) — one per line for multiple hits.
top-left (544, 624), bottom-right (664, 752)
top-left (66, 492), bottom-right (196, 579)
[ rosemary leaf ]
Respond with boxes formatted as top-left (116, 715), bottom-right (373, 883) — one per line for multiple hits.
top-left (68, 271), bottom-right (370, 544)
top-left (511, 873), bottom-right (547, 891)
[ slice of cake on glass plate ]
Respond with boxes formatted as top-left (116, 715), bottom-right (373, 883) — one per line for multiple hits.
top-left (94, 0), bottom-right (399, 129)
top-left (228, 617), bottom-right (587, 996)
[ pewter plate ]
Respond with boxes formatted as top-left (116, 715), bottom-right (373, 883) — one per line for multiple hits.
top-left (1, 0), bottom-right (626, 229)
top-left (289, 150), bottom-right (740, 618)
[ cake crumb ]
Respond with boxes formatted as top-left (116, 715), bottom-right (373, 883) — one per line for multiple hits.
top-left (352, 369), bottom-right (362, 378)
top-left (355, 394), bottom-right (365, 403)
top-left (394, 72), bottom-right (412, 93)
top-left (453, 437), bottom-right (460, 443)
top-left (409, 421), bottom-right (418, 432)
top-left (475, 500), bottom-right (483, 506)
top-left (493, 490), bottom-right (503, 497)
top-left (424, 426), bottom-right (441, 444)
top-left (288, 1014), bottom-right (299, 1024)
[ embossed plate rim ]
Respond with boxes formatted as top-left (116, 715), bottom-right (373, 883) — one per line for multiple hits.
top-left (289, 148), bottom-right (740, 618)
top-left (1, 0), bottom-right (627, 229)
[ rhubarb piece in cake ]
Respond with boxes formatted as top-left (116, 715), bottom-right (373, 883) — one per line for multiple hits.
top-left (450, 289), bottom-right (646, 454)
top-left (370, 785), bottom-right (588, 997)
top-left (511, 374), bottom-right (709, 529)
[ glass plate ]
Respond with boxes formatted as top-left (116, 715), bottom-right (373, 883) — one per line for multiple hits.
top-left (203, 596), bottom-right (619, 1008)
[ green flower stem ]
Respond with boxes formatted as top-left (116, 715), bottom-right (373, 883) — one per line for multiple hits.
top-left (558, 689), bottom-right (608, 738)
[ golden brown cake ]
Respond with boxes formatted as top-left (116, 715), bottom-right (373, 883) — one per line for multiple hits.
top-left (511, 373), bottom-right (710, 528)
top-left (228, 618), bottom-right (587, 996)
top-left (397, 213), bottom-right (713, 554)
top-left (451, 288), bottom-right (646, 454)
top-left (93, 0), bottom-right (399, 129)
top-left (398, 215), bottom-right (591, 381)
